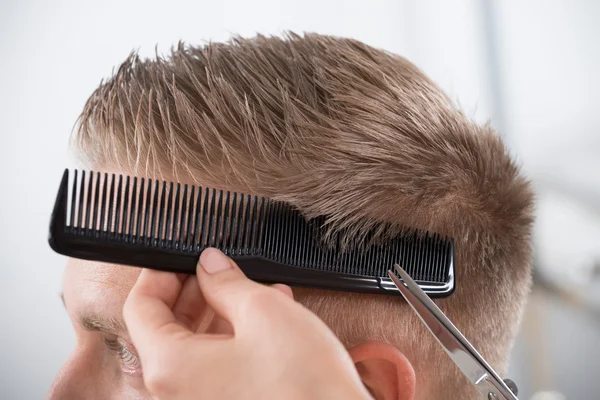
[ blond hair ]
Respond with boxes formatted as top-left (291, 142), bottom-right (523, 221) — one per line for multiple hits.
top-left (74, 33), bottom-right (534, 399)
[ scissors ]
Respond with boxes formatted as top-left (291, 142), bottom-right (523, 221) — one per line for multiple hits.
top-left (387, 264), bottom-right (520, 400)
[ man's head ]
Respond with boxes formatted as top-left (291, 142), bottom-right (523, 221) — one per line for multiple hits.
top-left (50, 33), bottom-right (534, 399)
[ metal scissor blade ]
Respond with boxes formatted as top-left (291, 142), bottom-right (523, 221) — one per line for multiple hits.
top-left (387, 264), bottom-right (518, 400)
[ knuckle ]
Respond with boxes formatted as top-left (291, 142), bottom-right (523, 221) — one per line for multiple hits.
top-left (142, 345), bottom-right (179, 396)
top-left (144, 368), bottom-right (173, 397)
top-left (121, 296), bottom-right (136, 322)
top-left (205, 269), bottom-right (240, 293)
top-left (205, 270), bottom-right (249, 300)
top-left (207, 276), bottom-right (237, 300)
top-left (243, 287), bottom-right (280, 315)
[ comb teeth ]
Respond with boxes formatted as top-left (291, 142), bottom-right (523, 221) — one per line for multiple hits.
top-left (59, 169), bottom-right (453, 283)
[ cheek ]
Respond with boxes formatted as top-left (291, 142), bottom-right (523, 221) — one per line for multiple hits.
top-left (76, 333), bottom-right (121, 384)
top-left (54, 332), bottom-right (151, 399)
top-left (49, 337), bottom-right (117, 399)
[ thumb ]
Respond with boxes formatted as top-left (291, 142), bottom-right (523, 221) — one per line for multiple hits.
top-left (271, 283), bottom-right (294, 300)
top-left (196, 248), bottom-right (288, 330)
top-left (123, 270), bottom-right (192, 356)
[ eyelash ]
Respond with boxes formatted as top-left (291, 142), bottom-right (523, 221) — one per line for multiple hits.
top-left (103, 337), bottom-right (142, 373)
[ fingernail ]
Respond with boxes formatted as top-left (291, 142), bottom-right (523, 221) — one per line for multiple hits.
top-left (200, 248), bottom-right (232, 274)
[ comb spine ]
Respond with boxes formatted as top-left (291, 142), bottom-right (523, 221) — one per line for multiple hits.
top-left (424, 233), bottom-right (432, 281)
top-left (379, 242), bottom-right (387, 277)
top-left (327, 225), bottom-right (335, 272)
top-left (430, 235), bottom-right (438, 281)
top-left (106, 174), bottom-right (116, 235)
top-left (113, 174), bottom-right (122, 238)
top-left (99, 173), bottom-right (108, 236)
top-left (184, 185), bottom-right (196, 251)
top-left (190, 186), bottom-right (203, 252)
top-left (394, 235), bottom-right (402, 271)
top-left (234, 194), bottom-right (244, 254)
top-left (407, 236), bottom-right (415, 278)
top-left (143, 179), bottom-right (153, 245)
top-left (353, 235), bottom-right (361, 274)
top-left (126, 177), bottom-right (137, 243)
top-left (439, 235), bottom-right (447, 281)
top-left (120, 176), bottom-right (129, 241)
top-left (382, 236), bottom-right (392, 277)
top-left (372, 241), bottom-right (381, 277)
top-left (315, 217), bottom-right (323, 269)
top-left (255, 197), bottom-right (265, 256)
top-left (305, 217), bottom-right (314, 268)
top-left (272, 201), bottom-right (282, 262)
top-left (214, 190), bottom-right (223, 250)
top-left (325, 223), bottom-right (332, 270)
top-left (134, 178), bottom-right (145, 243)
top-left (286, 204), bottom-right (295, 264)
top-left (438, 238), bottom-right (445, 281)
top-left (177, 185), bottom-right (188, 250)
top-left (417, 234), bottom-right (424, 280)
top-left (221, 191), bottom-right (231, 254)
top-left (70, 169), bottom-right (78, 233)
top-left (263, 199), bottom-right (274, 258)
top-left (420, 235), bottom-right (427, 280)
top-left (435, 235), bottom-right (443, 281)
top-left (164, 182), bottom-right (174, 248)
top-left (84, 171), bottom-right (94, 236)
top-left (77, 171), bottom-right (85, 234)
top-left (423, 235), bottom-right (430, 280)
top-left (443, 237), bottom-right (452, 281)
top-left (299, 208), bottom-right (308, 268)
top-left (201, 188), bottom-right (210, 252)
top-left (294, 210), bottom-right (304, 268)
top-left (242, 195), bottom-right (251, 255)
top-left (286, 206), bottom-right (296, 265)
top-left (340, 234), bottom-right (348, 274)
top-left (68, 170), bottom-right (77, 234)
top-left (156, 181), bottom-right (166, 247)
top-left (318, 217), bottom-right (326, 269)
top-left (248, 196), bottom-right (257, 255)
top-left (207, 189), bottom-right (216, 248)
top-left (188, 186), bottom-right (202, 252)
top-left (150, 180), bottom-right (160, 247)
top-left (367, 237), bottom-right (375, 277)
top-left (444, 240), bottom-right (454, 275)
top-left (400, 235), bottom-right (408, 276)
top-left (92, 172), bottom-right (101, 236)
top-left (170, 183), bottom-right (181, 248)
top-left (429, 235), bottom-right (438, 281)
top-left (309, 217), bottom-right (316, 268)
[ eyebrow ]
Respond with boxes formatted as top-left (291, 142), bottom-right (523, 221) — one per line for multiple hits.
top-left (79, 314), bottom-right (126, 333)
top-left (60, 292), bottom-right (127, 334)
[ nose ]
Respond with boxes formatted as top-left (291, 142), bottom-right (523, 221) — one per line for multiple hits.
top-left (47, 348), bottom-right (102, 400)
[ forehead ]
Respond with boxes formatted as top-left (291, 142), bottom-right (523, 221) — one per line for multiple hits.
top-left (62, 258), bottom-right (141, 312)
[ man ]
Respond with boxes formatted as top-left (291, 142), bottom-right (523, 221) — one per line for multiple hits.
top-left (49, 33), bottom-right (534, 399)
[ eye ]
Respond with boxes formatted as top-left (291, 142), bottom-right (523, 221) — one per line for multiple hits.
top-left (103, 336), bottom-right (142, 377)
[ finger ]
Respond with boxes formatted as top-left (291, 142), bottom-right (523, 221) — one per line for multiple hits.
top-left (123, 269), bottom-right (191, 354)
top-left (196, 248), bottom-right (279, 329)
top-left (206, 311), bottom-right (235, 335)
top-left (271, 284), bottom-right (294, 300)
top-left (192, 305), bottom-right (234, 335)
top-left (172, 275), bottom-right (208, 331)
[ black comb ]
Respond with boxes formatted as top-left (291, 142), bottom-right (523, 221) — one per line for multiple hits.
top-left (49, 169), bottom-right (455, 297)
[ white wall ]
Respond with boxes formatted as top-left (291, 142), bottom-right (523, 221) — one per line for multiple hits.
top-left (1, 1), bottom-right (598, 399)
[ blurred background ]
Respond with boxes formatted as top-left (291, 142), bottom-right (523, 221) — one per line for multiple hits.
top-left (1, 0), bottom-right (598, 398)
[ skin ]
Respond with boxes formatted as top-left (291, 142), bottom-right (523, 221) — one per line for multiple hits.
top-left (50, 228), bottom-right (417, 399)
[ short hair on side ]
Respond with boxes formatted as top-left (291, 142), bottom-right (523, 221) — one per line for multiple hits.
top-left (74, 32), bottom-right (534, 399)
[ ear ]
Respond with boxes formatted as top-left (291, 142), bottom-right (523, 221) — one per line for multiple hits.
top-left (348, 341), bottom-right (416, 400)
